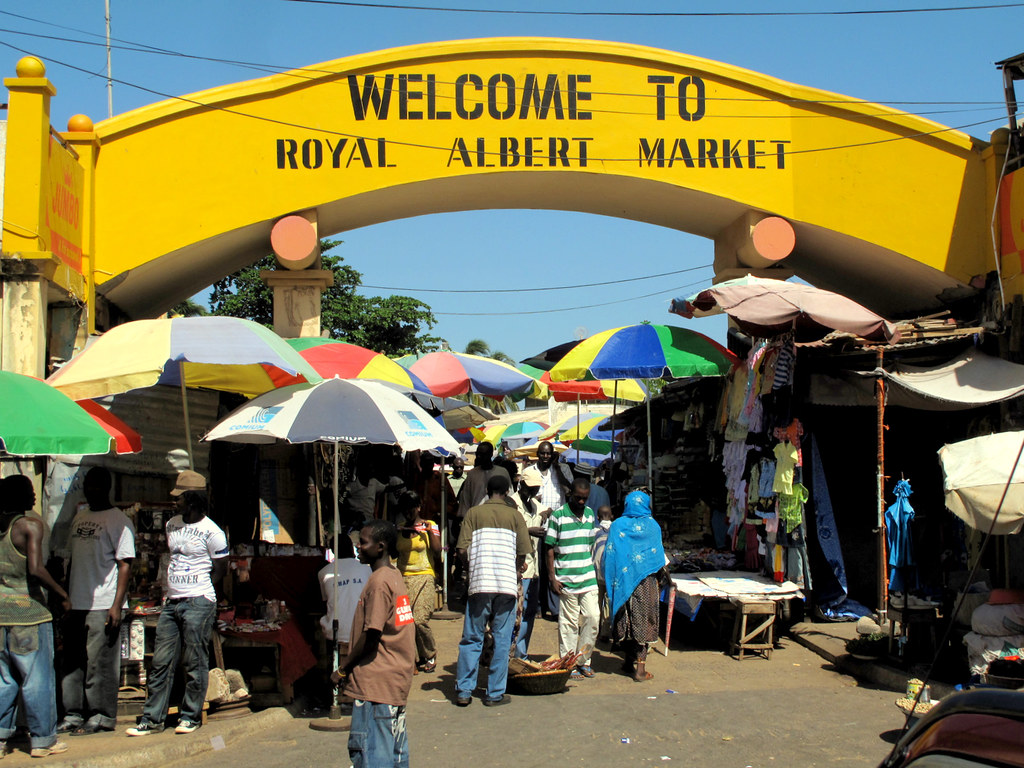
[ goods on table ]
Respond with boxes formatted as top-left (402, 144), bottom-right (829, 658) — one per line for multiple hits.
top-left (895, 697), bottom-right (936, 717)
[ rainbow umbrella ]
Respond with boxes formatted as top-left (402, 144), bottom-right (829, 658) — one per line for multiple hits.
top-left (286, 338), bottom-right (433, 393)
top-left (549, 324), bottom-right (737, 509)
top-left (559, 415), bottom-right (618, 453)
top-left (0, 371), bottom-right (135, 456)
top-left (408, 352), bottom-right (543, 400)
top-left (471, 420), bottom-right (548, 447)
top-left (548, 324), bottom-right (738, 382)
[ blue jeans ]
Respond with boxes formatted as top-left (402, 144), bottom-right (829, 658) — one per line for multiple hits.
top-left (515, 578), bottom-right (540, 659)
top-left (61, 610), bottom-right (121, 729)
top-left (0, 623), bottom-right (57, 749)
top-left (140, 597), bottom-right (217, 726)
top-left (456, 593), bottom-right (516, 701)
top-left (348, 699), bottom-right (408, 768)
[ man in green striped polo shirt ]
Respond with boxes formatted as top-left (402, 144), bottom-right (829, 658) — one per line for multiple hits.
top-left (545, 477), bottom-right (599, 679)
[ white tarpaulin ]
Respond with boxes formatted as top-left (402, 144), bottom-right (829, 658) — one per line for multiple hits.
top-left (938, 431), bottom-right (1024, 535)
top-left (809, 348), bottom-right (1024, 410)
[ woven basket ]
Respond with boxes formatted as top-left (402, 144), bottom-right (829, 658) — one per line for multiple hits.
top-left (507, 669), bottom-right (572, 695)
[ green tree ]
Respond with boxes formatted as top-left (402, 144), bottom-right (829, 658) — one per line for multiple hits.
top-left (170, 298), bottom-right (207, 317)
top-left (209, 240), bottom-right (441, 356)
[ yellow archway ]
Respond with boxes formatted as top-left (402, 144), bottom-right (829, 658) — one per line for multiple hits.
top-left (5, 38), bottom-right (1000, 326)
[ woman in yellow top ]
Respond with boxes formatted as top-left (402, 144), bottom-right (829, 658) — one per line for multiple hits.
top-left (396, 491), bottom-right (441, 673)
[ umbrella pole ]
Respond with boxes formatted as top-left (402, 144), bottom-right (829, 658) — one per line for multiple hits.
top-left (575, 395), bottom-right (581, 465)
top-left (330, 441), bottom-right (342, 720)
top-left (610, 381), bottom-right (618, 467)
top-left (647, 395), bottom-right (654, 513)
top-left (180, 377), bottom-right (194, 471)
top-left (441, 469), bottom-right (448, 608)
top-left (434, 459), bottom-right (460, 621)
top-left (876, 350), bottom-right (889, 624)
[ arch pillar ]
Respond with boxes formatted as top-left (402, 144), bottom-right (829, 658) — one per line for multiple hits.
top-left (261, 210), bottom-right (333, 338)
top-left (713, 211), bottom-right (795, 283)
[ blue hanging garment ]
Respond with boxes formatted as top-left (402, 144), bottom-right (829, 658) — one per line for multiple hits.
top-left (886, 479), bottom-right (917, 592)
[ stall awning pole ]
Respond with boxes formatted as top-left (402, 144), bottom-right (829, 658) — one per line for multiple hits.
top-left (876, 349), bottom-right (889, 623)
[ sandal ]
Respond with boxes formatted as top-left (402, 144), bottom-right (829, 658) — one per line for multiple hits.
top-left (570, 668), bottom-right (584, 679)
top-left (578, 665), bottom-right (595, 678)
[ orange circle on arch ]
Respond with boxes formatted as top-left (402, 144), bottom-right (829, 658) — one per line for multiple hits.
top-left (270, 215), bottom-right (318, 268)
top-left (751, 217), bottom-right (795, 262)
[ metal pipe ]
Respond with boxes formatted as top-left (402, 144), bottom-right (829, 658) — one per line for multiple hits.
top-left (876, 349), bottom-right (888, 623)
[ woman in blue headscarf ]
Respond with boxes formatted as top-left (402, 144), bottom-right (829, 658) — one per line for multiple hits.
top-left (604, 490), bottom-right (667, 682)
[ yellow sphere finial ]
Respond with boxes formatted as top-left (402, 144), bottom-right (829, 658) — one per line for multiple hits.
top-left (15, 56), bottom-right (45, 78)
top-left (67, 114), bottom-right (94, 133)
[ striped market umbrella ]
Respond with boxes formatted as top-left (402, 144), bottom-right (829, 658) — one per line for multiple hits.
top-left (549, 324), bottom-right (737, 509)
top-left (48, 316), bottom-right (320, 468)
top-left (548, 324), bottom-right (738, 382)
top-left (471, 420), bottom-right (548, 447)
top-left (203, 377), bottom-right (460, 454)
top-left (408, 352), bottom-right (543, 400)
top-left (0, 371), bottom-right (136, 456)
top-left (519, 362), bottom-right (647, 403)
top-left (286, 338), bottom-right (433, 393)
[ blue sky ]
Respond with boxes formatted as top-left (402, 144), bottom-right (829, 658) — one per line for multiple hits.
top-left (4, 1), bottom-right (1020, 362)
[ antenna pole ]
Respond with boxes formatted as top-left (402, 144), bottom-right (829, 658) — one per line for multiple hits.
top-left (105, 0), bottom-right (113, 118)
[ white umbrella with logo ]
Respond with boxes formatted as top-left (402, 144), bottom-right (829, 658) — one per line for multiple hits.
top-left (203, 377), bottom-right (459, 718)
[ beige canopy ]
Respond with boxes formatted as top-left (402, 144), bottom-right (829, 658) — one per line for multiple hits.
top-left (938, 431), bottom-right (1024, 535)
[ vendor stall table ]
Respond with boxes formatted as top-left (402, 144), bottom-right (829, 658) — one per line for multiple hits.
top-left (218, 617), bottom-right (317, 705)
top-left (663, 571), bottom-right (803, 653)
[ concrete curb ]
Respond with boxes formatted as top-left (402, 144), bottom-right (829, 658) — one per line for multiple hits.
top-left (786, 623), bottom-right (957, 700)
top-left (40, 708), bottom-right (293, 768)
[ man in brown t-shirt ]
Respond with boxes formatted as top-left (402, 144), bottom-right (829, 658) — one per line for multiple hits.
top-left (335, 520), bottom-right (415, 768)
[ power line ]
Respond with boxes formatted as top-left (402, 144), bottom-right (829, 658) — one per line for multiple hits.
top-left (362, 263), bottom-right (711, 293)
top-left (431, 279), bottom-right (708, 316)
top-left (276, 0), bottom-right (1024, 18)
top-left (0, 15), bottom-right (1007, 113)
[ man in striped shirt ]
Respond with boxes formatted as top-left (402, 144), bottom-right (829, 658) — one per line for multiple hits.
top-left (454, 474), bottom-right (532, 707)
top-left (545, 477), bottom-right (599, 679)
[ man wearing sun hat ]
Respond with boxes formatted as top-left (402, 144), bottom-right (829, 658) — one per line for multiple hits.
top-left (511, 466), bottom-right (547, 659)
top-left (127, 470), bottom-right (228, 737)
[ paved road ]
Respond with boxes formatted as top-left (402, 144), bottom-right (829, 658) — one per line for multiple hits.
top-left (167, 616), bottom-right (906, 768)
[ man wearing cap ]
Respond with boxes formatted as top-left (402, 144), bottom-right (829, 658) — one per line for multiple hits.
top-left (58, 467), bottom-right (135, 735)
top-left (127, 471), bottom-right (228, 736)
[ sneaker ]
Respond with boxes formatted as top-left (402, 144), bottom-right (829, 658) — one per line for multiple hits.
top-left (174, 719), bottom-right (200, 734)
top-left (126, 722), bottom-right (163, 737)
top-left (30, 741), bottom-right (68, 758)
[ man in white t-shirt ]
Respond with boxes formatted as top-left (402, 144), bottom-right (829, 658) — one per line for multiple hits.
top-left (127, 471), bottom-right (228, 737)
top-left (57, 467), bottom-right (135, 735)
top-left (319, 536), bottom-right (371, 652)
